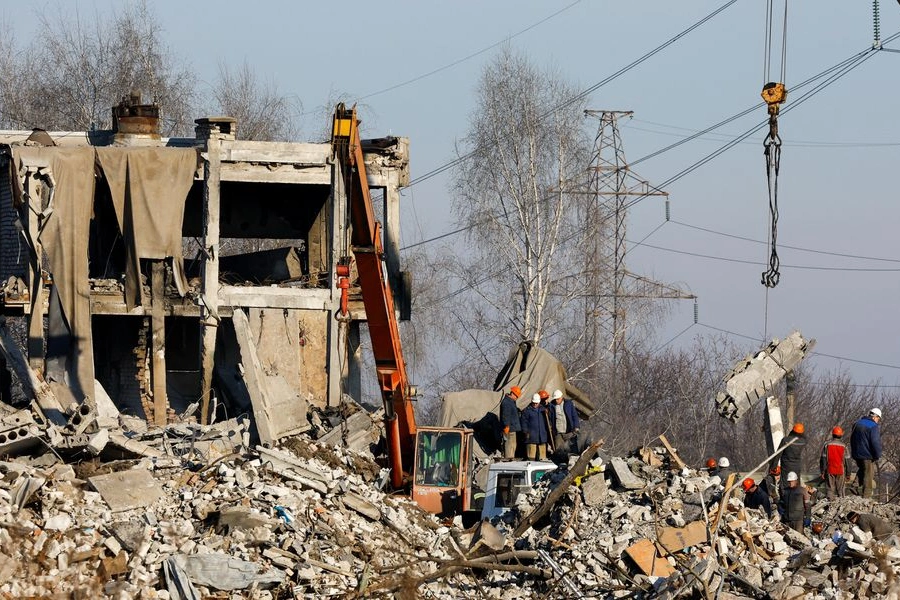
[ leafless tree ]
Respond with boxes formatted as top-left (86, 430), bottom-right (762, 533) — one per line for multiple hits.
top-left (210, 60), bottom-right (300, 141)
top-left (437, 48), bottom-right (594, 387)
top-left (0, 2), bottom-right (195, 135)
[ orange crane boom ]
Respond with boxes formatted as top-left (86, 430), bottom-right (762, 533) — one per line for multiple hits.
top-left (331, 104), bottom-right (416, 489)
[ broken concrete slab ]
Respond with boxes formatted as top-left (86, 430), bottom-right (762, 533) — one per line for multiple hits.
top-left (171, 554), bottom-right (285, 591)
top-left (340, 493), bottom-right (381, 521)
top-left (89, 468), bottom-right (164, 512)
top-left (608, 457), bottom-right (644, 490)
top-left (715, 331), bottom-right (816, 422)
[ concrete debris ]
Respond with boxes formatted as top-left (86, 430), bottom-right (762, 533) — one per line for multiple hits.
top-left (716, 330), bottom-right (816, 422)
top-left (3, 400), bottom-right (900, 599)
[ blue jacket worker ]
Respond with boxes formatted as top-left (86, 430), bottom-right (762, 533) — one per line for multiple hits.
top-left (499, 386), bottom-right (523, 459)
top-left (521, 394), bottom-right (550, 461)
top-left (851, 408), bottom-right (883, 498)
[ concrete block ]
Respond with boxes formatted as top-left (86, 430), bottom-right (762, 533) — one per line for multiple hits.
top-left (608, 457), bottom-right (644, 490)
top-left (581, 474), bottom-right (608, 506)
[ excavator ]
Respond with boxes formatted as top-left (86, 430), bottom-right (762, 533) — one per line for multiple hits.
top-left (331, 104), bottom-right (555, 519)
top-left (331, 104), bottom-right (476, 516)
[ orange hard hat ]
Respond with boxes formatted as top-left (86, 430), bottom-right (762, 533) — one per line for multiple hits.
top-left (741, 478), bottom-right (755, 492)
top-left (538, 390), bottom-right (549, 400)
top-left (770, 465), bottom-right (781, 476)
top-left (832, 426), bottom-right (843, 437)
top-left (509, 386), bottom-right (522, 399)
top-left (792, 422), bottom-right (805, 435)
top-left (706, 458), bottom-right (717, 469)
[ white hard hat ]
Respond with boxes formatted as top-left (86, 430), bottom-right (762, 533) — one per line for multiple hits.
top-left (718, 457), bottom-right (730, 468)
top-left (552, 389), bottom-right (563, 400)
top-left (531, 393), bottom-right (541, 403)
top-left (871, 408), bottom-right (883, 418)
top-left (786, 471), bottom-right (798, 482)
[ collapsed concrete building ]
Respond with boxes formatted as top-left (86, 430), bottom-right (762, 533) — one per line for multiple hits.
top-left (0, 96), bottom-right (410, 442)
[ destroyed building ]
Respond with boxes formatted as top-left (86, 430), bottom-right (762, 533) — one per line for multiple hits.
top-left (0, 95), bottom-right (410, 441)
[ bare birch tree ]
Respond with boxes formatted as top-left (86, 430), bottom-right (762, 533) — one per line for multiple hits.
top-left (441, 49), bottom-right (593, 383)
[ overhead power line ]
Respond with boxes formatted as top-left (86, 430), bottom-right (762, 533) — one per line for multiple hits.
top-left (669, 219), bottom-right (900, 264)
top-left (401, 35), bottom-right (900, 252)
top-left (407, 0), bottom-right (739, 187)
top-left (358, 1), bottom-right (584, 101)
top-left (630, 240), bottom-right (900, 272)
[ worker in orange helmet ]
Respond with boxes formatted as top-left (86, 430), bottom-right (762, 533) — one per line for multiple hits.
top-left (499, 386), bottom-right (523, 459)
top-left (778, 422), bottom-right (807, 495)
top-left (705, 458), bottom-right (717, 471)
top-left (741, 477), bottom-right (773, 518)
top-left (820, 426), bottom-right (851, 499)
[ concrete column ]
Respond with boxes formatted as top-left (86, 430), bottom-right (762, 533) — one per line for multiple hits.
top-left (383, 175), bottom-right (401, 296)
top-left (199, 135), bottom-right (221, 424)
top-left (326, 159), bottom-right (348, 408)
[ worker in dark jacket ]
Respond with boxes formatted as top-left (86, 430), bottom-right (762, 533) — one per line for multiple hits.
top-left (741, 478), bottom-right (773, 517)
top-left (847, 511), bottom-right (894, 542)
top-left (778, 471), bottom-right (808, 533)
top-left (549, 389), bottom-right (579, 461)
top-left (499, 386), bottom-right (523, 459)
top-left (778, 423), bottom-right (807, 494)
top-left (521, 394), bottom-right (550, 460)
top-left (820, 426), bottom-right (851, 499)
top-left (851, 408), bottom-right (883, 499)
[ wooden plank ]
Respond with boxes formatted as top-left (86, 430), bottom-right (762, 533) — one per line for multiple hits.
top-left (657, 521), bottom-right (708, 553)
top-left (231, 309), bottom-right (275, 445)
top-left (624, 539), bottom-right (675, 577)
top-left (199, 135), bottom-right (222, 425)
top-left (150, 261), bottom-right (168, 427)
top-left (710, 473), bottom-right (737, 535)
top-left (658, 434), bottom-right (687, 470)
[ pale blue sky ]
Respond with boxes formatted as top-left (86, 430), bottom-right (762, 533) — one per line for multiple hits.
top-left (6, 1), bottom-right (900, 388)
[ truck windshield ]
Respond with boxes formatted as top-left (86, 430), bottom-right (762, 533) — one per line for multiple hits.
top-left (415, 431), bottom-right (462, 487)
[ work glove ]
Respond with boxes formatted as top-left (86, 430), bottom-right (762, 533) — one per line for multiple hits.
top-left (503, 426), bottom-right (510, 435)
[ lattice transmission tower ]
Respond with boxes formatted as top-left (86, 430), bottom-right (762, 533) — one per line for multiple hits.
top-left (583, 110), bottom-right (694, 369)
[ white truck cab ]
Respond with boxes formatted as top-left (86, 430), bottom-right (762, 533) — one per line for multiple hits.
top-left (480, 460), bottom-right (558, 520)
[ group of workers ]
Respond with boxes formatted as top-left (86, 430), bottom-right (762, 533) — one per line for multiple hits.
top-left (721, 407), bottom-right (886, 536)
top-left (499, 386), bottom-right (580, 462)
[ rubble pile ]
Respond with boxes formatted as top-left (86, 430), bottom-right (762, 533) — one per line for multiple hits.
top-left (4, 398), bottom-right (900, 598)
top-left (0, 413), bottom-right (466, 599)
top-left (498, 447), bottom-right (900, 599)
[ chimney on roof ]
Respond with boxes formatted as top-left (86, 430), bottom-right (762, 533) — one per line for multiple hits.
top-left (112, 91), bottom-right (161, 143)
top-left (194, 117), bottom-right (237, 142)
